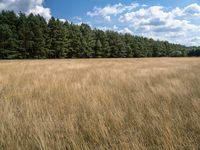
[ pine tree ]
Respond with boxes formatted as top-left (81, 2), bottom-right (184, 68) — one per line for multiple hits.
top-left (48, 17), bottom-right (67, 58)
top-left (0, 10), bottom-right (193, 59)
top-left (80, 23), bottom-right (95, 57)
top-left (0, 11), bottom-right (20, 58)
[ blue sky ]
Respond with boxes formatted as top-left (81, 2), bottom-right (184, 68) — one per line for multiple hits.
top-left (1, 0), bottom-right (200, 46)
top-left (45, 0), bottom-right (199, 20)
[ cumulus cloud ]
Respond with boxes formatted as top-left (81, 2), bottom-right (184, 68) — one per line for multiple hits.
top-left (28, 5), bottom-right (51, 20)
top-left (73, 16), bottom-right (82, 21)
top-left (0, 0), bottom-right (51, 20)
top-left (119, 4), bottom-right (200, 44)
top-left (87, 2), bottom-right (200, 46)
top-left (119, 27), bottom-right (133, 34)
top-left (183, 3), bottom-right (200, 16)
top-left (96, 25), bottom-right (133, 35)
top-left (87, 2), bottom-right (138, 21)
top-left (188, 37), bottom-right (200, 45)
top-left (59, 18), bottom-right (66, 22)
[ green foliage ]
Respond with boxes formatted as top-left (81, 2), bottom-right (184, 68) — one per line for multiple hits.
top-left (188, 48), bottom-right (200, 56)
top-left (0, 10), bottom-right (198, 59)
top-left (48, 17), bottom-right (68, 58)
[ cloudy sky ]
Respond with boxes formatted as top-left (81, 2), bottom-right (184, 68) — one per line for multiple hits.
top-left (1, 0), bottom-right (200, 46)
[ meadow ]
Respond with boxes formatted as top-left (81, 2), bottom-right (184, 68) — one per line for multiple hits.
top-left (0, 58), bottom-right (200, 150)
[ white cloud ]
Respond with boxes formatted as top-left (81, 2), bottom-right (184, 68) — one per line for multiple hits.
top-left (183, 3), bottom-right (200, 16)
top-left (73, 16), bottom-right (82, 21)
top-left (119, 4), bottom-right (200, 43)
top-left (96, 25), bottom-right (119, 32)
top-left (170, 3), bottom-right (200, 18)
top-left (113, 25), bottom-right (118, 30)
top-left (0, 0), bottom-right (51, 20)
top-left (87, 2), bottom-right (138, 21)
top-left (96, 26), bottom-right (133, 35)
top-left (188, 37), bottom-right (200, 45)
top-left (28, 5), bottom-right (51, 20)
top-left (88, 2), bottom-right (200, 46)
top-left (59, 18), bottom-right (66, 22)
top-left (96, 26), bottom-right (110, 31)
top-left (104, 15), bottom-right (111, 21)
top-left (119, 27), bottom-right (133, 34)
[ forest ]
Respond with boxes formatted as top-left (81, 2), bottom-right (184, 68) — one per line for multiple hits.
top-left (0, 10), bottom-right (200, 59)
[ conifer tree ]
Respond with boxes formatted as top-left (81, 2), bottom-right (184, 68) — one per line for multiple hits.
top-left (0, 10), bottom-right (196, 59)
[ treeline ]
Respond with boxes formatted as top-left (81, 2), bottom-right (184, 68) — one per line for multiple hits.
top-left (187, 47), bottom-right (200, 56)
top-left (0, 10), bottom-right (199, 59)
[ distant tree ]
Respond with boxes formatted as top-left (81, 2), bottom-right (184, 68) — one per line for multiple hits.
top-left (67, 24), bottom-right (82, 58)
top-left (48, 17), bottom-right (67, 58)
top-left (188, 49), bottom-right (200, 56)
top-left (0, 11), bottom-right (20, 58)
top-left (0, 10), bottom-right (197, 59)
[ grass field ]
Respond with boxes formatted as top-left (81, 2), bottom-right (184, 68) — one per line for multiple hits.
top-left (0, 58), bottom-right (200, 150)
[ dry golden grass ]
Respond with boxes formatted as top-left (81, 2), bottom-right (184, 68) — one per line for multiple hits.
top-left (0, 58), bottom-right (200, 150)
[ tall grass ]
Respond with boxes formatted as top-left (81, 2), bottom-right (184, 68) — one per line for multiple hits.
top-left (0, 58), bottom-right (200, 150)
